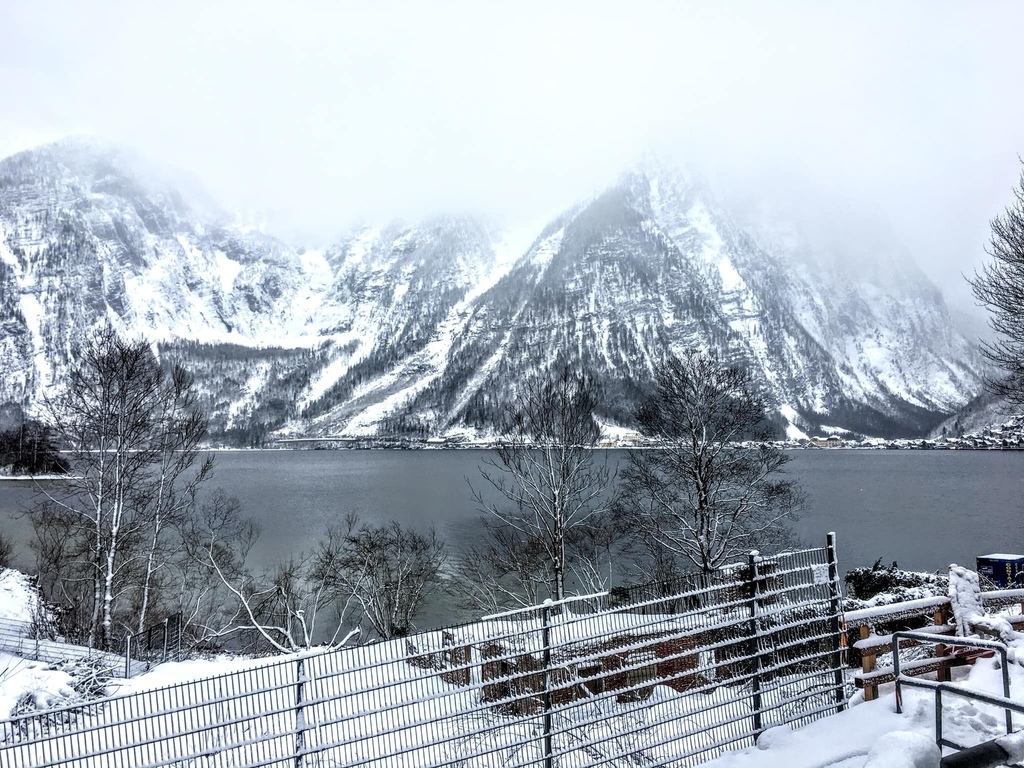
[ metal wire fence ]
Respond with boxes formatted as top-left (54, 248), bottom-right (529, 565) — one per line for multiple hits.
top-left (119, 614), bottom-right (184, 677)
top-left (0, 535), bottom-right (846, 768)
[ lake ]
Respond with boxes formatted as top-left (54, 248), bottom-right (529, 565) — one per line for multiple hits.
top-left (2, 449), bottom-right (1023, 625)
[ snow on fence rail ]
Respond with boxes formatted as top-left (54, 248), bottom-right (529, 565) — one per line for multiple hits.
top-left (0, 617), bottom-right (133, 674)
top-left (843, 583), bottom-right (1024, 702)
top-left (844, 589), bottom-right (1024, 628)
top-left (0, 537), bottom-right (847, 768)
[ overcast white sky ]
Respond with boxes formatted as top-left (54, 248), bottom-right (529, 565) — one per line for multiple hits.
top-left (2, 1), bottom-right (1023, 314)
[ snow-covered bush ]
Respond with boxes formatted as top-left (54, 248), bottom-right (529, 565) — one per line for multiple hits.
top-left (843, 561), bottom-right (951, 661)
top-left (844, 559), bottom-right (947, 605)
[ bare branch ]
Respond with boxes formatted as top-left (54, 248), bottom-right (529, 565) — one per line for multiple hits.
top-left (619, 350), bottom-right (801, 576)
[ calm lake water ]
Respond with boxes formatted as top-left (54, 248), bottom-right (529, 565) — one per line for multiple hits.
top-left (2, 449), bottom-right (1023, 624)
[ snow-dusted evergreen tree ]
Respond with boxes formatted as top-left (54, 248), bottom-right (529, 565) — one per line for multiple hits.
top-left (971, 164), bottom-right (1024, 408)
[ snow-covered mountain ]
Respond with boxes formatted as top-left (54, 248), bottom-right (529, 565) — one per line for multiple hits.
top-left (0, 140), bottom-right (986, 441)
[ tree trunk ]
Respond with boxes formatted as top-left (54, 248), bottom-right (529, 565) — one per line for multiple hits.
top-left (138, 515), bottom-right (162, 633)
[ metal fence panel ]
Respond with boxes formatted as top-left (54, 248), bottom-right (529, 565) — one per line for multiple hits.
top-left (0, 538), bottom-right (846, 767)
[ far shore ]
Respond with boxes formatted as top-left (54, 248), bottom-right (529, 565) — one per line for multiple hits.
top-left (0, 474), bottom-right (80, 482)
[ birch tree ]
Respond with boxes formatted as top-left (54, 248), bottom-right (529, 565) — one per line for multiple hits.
top-left (37, 328), bottom-right (212, 649)
top-left (466, 366), bottom-right (615, 608)
top-left (619, 350), bottom-right (801, 577)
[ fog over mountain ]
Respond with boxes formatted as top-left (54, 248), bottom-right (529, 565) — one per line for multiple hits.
top-left (0, 139), bottom-right (986, 441)
top-left (0, 2), bottom-right (1020, 438)
top-left (3, 2), bottom-right (1024, 316)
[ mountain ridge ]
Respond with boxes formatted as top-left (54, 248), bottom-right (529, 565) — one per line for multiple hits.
top-left (0, 140), bottom-right (988, 442)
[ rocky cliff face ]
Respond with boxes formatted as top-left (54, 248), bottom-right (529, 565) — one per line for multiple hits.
top-left (0, 140), bottom-right (986, 441)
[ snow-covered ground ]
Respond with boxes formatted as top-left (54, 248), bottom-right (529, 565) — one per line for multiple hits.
top-left (0, 570), bottom-right (42, 622)
top-left (7, 646), bottom-right (1020, 767)
top-left (703, 565), bottom-right (1024, 766)
top-left (0, 653), bottom-right (76, 725)
top-left (2, 565), bottom-right (1024, 766)
top-left (704, 657), bottom-right (1021, 768)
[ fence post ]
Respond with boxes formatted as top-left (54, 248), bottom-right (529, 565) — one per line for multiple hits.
top-left (295, 655), bottom-right (308, 768)
top-left (542, 599), bottom-right (553, 768)
top-left (748, 551), bottom-right (763, 741)
top-left (934, 605), bottom-right (950, 683)
top-left (124, 632), bottom-right (132, 679)
top-left (826, 532), bottom-right (847, 713)
top-left (162, 617), bottom-right (169, 662)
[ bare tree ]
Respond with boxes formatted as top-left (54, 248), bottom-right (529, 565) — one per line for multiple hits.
top-left (35, 328), bottom-right (212, 649)
top-left (188, 502), bottom-right (441, 648)
top-left (183, 490), bottom-right (359, 653)
top-left (619, 350), bottom-right (801, 577)
top-left (176, 489), bottom-right (260, 646)
top-left (466, 366), bottom-right (615, 609)
top-left (970, 163), bottom-right (1024, 408)
top-left (329, 513), bottom-right (447, 639)
top-left (135, 365), bottom-right (213, 633)
top-left (31, 502), bottom-right (94, 635)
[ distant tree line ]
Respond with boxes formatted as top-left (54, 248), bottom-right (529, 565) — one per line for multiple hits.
top-left (0, 403), bottom-right (67, 475)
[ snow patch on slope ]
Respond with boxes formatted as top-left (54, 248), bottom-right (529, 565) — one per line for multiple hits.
top-left (18, 295), bottom-right (52, 389)
top-left (778, 405), bottom-right (809, 441)
top-left (528, 228), bottom-right (565, 271)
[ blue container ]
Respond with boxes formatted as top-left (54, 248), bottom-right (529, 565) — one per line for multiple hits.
top-left (977, 554), bottom-right (1024, 588)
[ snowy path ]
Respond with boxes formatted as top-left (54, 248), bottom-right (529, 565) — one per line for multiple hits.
top-left (704, 657), bottom-right (1024, 768)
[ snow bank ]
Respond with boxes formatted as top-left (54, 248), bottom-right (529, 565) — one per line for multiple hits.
top-left (997, 730), bottom-right (1024, 764)
top-left (863, 732), bottom-right (939, 768)
top-left (701, 695), bottom-right (915, 767)
top-left (0, 653), bottom-right (75, 720)
top-left (112, 653), bottom-right (300, 694)
top-left (703, 597), bottom-right (1024, 768)
top-left (0, 569), bottom-right (40, 623)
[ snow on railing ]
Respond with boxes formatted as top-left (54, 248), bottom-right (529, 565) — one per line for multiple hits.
top-left (844, 589), bottom-right (1024, 626)
top-left (845, 579), bottom-right (1024, 702)
top-left (0, 539), bottom-right (848, 768)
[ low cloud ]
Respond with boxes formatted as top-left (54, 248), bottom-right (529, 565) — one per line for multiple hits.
top-left (2, 0), bottom-right (1022, 312)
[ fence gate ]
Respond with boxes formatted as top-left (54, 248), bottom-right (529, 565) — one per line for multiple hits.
top-left (0, 535), bottom-right (846, 768)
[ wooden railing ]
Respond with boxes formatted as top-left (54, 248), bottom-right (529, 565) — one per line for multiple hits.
top-left (844, 590), bottom-right (1024, 701)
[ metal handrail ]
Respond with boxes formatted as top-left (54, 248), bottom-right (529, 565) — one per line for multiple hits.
top-left (891, 630), bottom-right (1014, 751)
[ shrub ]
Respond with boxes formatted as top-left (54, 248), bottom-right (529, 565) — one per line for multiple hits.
top-left (844, 558), bottom-right (947, 602)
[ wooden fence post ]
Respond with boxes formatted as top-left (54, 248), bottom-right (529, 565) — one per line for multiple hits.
top-left (934, 605), bottom-right (950, 682)
top-left (860, 625), bottom-right (877, 701)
